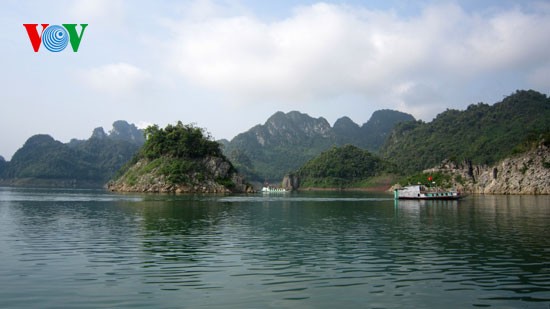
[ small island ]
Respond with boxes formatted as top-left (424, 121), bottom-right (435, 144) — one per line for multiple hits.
top-left (107, 122), bottom-right (251, 193)
top-left (292, 144), bottom-right (392, 190)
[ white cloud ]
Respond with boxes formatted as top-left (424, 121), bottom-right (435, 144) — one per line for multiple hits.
top-left (83, 62), bottom-right (150, 95)
top-left (69, 0), bottom-right (125, 22)
top-left (528, 63), bottom-right (550, 89)
top-left (2, 0), bottom-right (550, 159)
top-left (164, 1), bottom-right (550, 119)
top-left (136, 120), bottom-right (154, 129)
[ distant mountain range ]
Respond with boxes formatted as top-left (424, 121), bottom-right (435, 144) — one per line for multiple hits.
top-left (0, 110), bottom-right (413, 187)
top-left (0, 89), bottom-right (547, 189)
top-left (0, 121), bottom-right (144, 187)
top-left (221, 109), bottom-right (414, 181)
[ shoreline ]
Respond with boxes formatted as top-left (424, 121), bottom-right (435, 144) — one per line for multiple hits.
top-left (297, 185), bottom-right (392, 192)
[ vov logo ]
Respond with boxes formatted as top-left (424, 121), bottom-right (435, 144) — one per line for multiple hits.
top-left (23, 24), bottom-right (88, 52)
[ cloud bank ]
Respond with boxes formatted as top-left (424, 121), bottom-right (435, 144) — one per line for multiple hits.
top-left (84, 62), bottom-right (150, 95)
top-left (2, 0), bottom-right (550, 159)
top-left (166, 2), bottom-right (550, 118)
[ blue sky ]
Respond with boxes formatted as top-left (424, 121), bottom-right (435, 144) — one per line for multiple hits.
top-left (1, 0), bottom-right (549, 159)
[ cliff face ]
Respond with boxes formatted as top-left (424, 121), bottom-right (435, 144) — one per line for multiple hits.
top-left (282, 174), bottom-right (300, 191)
top-left (427, 143), bottom-right (550, 194)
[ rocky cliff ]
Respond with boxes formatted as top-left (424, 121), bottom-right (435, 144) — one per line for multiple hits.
top-left (282, 173), bottom-right (300, 191)
top-left (425, 143), bottom-right (550, 194)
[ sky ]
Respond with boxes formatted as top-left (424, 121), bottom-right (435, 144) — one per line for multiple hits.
top-left (1, 0), bottom-right (549, 160)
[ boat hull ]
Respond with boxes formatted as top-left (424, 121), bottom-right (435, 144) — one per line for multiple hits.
top-left (397, 195), bottom-right (461, 200)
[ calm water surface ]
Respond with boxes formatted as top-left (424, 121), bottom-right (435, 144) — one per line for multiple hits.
top-left (0, 187), bottom-right (549, 308)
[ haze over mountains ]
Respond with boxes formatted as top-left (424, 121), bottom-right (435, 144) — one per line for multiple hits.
top-left (0, 89), bottom-right (547, 188)
top-left (0, 109), bottom-right (413, 187)
top-left (0, 121), bottom-right (144, 187)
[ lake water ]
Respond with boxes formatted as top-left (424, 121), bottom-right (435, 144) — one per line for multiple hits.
top-left (0, 187), bottom-right (549, 308)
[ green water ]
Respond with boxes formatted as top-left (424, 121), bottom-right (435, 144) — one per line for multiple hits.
top-left (0, 187), bottom-right (549, 308)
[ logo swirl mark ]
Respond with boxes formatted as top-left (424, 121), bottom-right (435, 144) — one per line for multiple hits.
top-left (42, 25), bottom-right (69, 52)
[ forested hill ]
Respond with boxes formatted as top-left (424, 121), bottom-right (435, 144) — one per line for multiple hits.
top-left (380, 90), bottom-right (550, 174)
top-left (296, 144), bottom-right (387, 188)
top-left (0, 121), bottom-right (144, 187)
top-left (223, 110), bottom-right (414, 181)
top-left (108, 122), bottom-right (249, 193)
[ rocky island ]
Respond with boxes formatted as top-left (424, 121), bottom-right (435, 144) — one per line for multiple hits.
top-left (107, 122), bottom-right (251, 193)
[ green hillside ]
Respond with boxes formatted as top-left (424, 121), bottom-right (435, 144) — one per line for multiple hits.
top-left (296, 144), bottom-right (388, 188)
top-left (110, 122), bottom-right (240, 192)
top-left (0, 121), bottom-right (143, 187)
top-left (224, 110), bottom-right (414, 181)
top-left (381, 90), bottom-right (550, 173)
top-left (3, 135), bottom-right (96, 180)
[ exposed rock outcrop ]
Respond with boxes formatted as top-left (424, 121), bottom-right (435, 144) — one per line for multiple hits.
top-left (107, 156), bottom-right (253, 194)
top-left (282, 173), bottom-right (300, 191)
top-left (425, 143), bottom-right (550, 194)
top-left (108, 122), bottom-right (255, 194)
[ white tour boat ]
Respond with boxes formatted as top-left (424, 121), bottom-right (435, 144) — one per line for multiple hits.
top-left (261, 186), bottom-right (288, 193)
top-left (394, 185), bottom-right (461, 200)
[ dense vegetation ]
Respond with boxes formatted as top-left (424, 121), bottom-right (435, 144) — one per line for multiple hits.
top-left (3, 135), bottom-right (98, 179)
top-left (223, 111), bottom-right (335, 182)
top-left (360, 110), bottom-right (417, 150)
top-left (296, 145), bottom-right (388, 188)
top-left (381, 90), bottom-right (550, 174)
top-left (223, 110), bottom-right (414, 182)
top-left (115, 122), bottom-right (235, 186)
top-left (142, 122), bottom-right (223, 160)
top-left (0, 121), bottom-right (143, 186)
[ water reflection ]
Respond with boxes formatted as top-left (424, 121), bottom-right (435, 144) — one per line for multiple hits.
top-left (0, 188), bottom-right (549, 308)
top-left (393, 196), bottom-right (550, 303)
top-left (130, 193), bottom-right (550, 306)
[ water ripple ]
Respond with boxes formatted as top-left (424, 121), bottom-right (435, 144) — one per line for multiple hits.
top-left (0, 189), bottom-right (549, 308)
